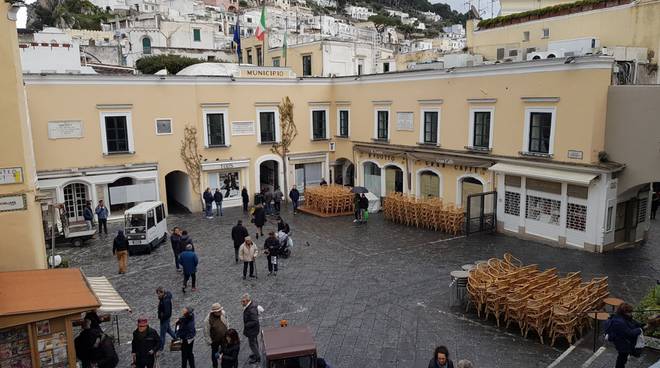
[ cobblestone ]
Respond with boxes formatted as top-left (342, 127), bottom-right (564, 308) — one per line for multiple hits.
top-left (57, 206), bottom-right (660, 368)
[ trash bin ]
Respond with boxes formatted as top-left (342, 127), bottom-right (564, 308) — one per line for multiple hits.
top-left (254, 193), bottom-right (264, 205)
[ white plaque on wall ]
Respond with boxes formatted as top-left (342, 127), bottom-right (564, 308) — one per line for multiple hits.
top-left (396, 112), bottom-right (414, 131)
top-left (48, 121), bottom-right (83, 139)
top-left (231, 121), bottom-right (255, 136)
top-left (0, 194), bottom-right (27, 212)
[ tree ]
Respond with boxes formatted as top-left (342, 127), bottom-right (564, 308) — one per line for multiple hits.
top-left (135, 55), bottom-right (204, 75)
top-left (26, 0), bottom-right (109, 31)
top-left (180, 125), bottom-right (202, 197)
top-left (368, 14), bottom-right (400, 34)
top-left (271, 97), bottom-right (298, 204)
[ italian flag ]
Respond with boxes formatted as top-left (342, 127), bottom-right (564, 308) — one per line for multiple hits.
top-left (255, 5), bottom-right (267, 41)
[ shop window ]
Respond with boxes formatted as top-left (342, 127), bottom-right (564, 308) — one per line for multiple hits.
top-left (205, 112), bottom-right (227, 147)
top-left (504, 191), bottom-right (520, 216)
top-left (259, 111), bottom-right (276, 143)
top-left (525, 195), bottom-right (561, 225)
top-left (423, 111), bottom-right (438, 144)
top-left (101, 112), bottom-right (133, 154)
top-left (302, 54), bottom-right (312, 76)
top-left (209, 171), bottom-right (241, 199)
top-left (567, 203), bottom-right (587, 231)
top-left (376, 110), bottom-right (389, 140)
top-left (312, 110), bottom-right (327, 140)
top-left (338, 110), bottom-right (349, 137)
top-left (295, 163), bottom-right (322, 191)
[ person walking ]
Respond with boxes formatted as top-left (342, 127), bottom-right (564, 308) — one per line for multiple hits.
top-left (171, 227), bottom-right (182, 272)
top-left (273, 187), bottom-right (283, 214)
top-left (203, 187), bottom-right (214, 219)
top-left (156, 287), bottom-right (177, 351)
top-left (214, 188), bottom-right (224, 217)
top-left (231, 220), bottom-right (249, 264)
top-left (264, 231), bottom-right (280, 276)
top-left (238, 237), bottom-right (258, 280)
top-left (264, 188), bottom-right (273, 215)
top-left (428, 346), bottom-right (454, 368)
top-left (204, 303), bottom-right (229, 368)
top-left (252, 204), bottom-right (266, 239)
top-left (241, 294), bottom-right (260, 364)
top-left (95, 200), bottom-right (109, 235)
top-left (353, 193), bottom-right (361, 223)
top-left (359, 193), bottom-right (369, 223)
top-left (604, 303), bottom-right (644, 368)
top-left (179, 244), bottom-right (198, 293)
top-left (83, 201), bottom-right (94, 230)
top-left (175, 307), bottom-right (196, 368)
top-left (241, 187), bottom-right (249, 213)
top-left (220, 329), bottom-right (240, 368)
top-left (131, 319), bottom-right (160, 368)
top-left (289, 185), bottom-right (300, 215)
top-left (112, 230), bottom-right (129, 274)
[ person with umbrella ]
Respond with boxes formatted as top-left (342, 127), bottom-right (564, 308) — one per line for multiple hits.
top-left (350, 187), bottom-right (369, 223)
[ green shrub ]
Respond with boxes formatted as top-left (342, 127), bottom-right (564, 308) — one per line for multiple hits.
top-left (135, 55), bottom-right (205, 75)
top-left (634, 286), bottom-right (660, 338)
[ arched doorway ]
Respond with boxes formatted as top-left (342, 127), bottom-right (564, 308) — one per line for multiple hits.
top-left (362, 161), bottom-right (381, 197)
top-left (345, 164), bottom-right (355, 186)
top-left (259, 160), bottom-right (279, 192)
top-left (142, 36), bottom-right (152, 54)
top-left (418, 170), bottom-right (441, 198)
top-left (165, 171), bottom-right (192, 214)
top-left (460, 176), bottom-right (484, 213)
top-left (63, 182), bottom-right (89, 222)
top-left (333, 158), bottom-right (354, 186)
top-left (384, 165), bottom-right (404, 195)
top-left (108, 177), bottom-right (135, 213)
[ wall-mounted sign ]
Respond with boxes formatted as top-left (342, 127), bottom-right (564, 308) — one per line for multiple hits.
top-left (0, 167), bottom-right (23, 185)
top-left (567, 150), bottom-right (584, 160)
top-left (0, 194), bottom-right (27, 212)
top-left (48, 121), bottom-right (83, 139)
top-left (231, 121), bottom-right (255, 136)
top-left (239, 67), bottom-right (295, 79)
top-left (396, 112), bottom-right (414, 131)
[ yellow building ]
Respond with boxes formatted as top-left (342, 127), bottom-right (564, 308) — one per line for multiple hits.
top-left (467, 0), bottom-right (660, 66)
top-left (0, 2), bottom-right (47, 271)
top-left (19, 55), bottom-right (643, 252)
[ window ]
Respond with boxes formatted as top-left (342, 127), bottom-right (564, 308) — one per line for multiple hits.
top-left (527, 111), bottom-right (553, 154)
top-left (338, 109), bottom-right (349, 137)
top-left (606, 205), bottom-right (614, 231)
top-left (422, 111), bottom-right (438, 144)
top-left (496, 48), bottom-right (505, 60)
top-left (155, 204), bottom-right (164, 223)
top-left (311, 110), bottom-right (327, 140)
top-left (542, 28), bottom-right (550, 38)
top-left (247, 49), bottom-right (253, 64)
top-left (383, 62), bottom-right (390, 73)
top-left (207, 55), bottom-right (216, 62)
top-left (473, 111), bottom-right (491, 148)
top-left (204, 111), bottom-right (229, 147)
top-left (101, 113), bottom-right (133, 154)
top-left (155, 119), bottom-right (172, 135)
top-left (142, 37), bottom-right (151, 54)
top-left (357, 64), bottom-right (363, 75)
top-left (567, 203), bottom-right (587, 231)
top-left (302, 55), bottom-right (312, 76)
top-left (504, 191), bottom-right (521, 216)
top-left (272, 57), bottom-right (280, 67)
top-left (147, 209), bottom-right (155, 229)
top-left (256, 46), bottom-right (262, 66)
top-left (376, 110), bottom-right (389, 140)
top-left (259, 111), bottom-right (276, 142)
top-left (523, 31), bottom-right (530, 42)
top-left (193, 28), bottom-right (201, 42)
top-left (526, 195), bottom-right (561, 225)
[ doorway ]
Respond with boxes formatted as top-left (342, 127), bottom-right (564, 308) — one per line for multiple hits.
top-left (108, 177), bottom-right (135, 213)
top-left (63, 183), bottom-right (89, 222)
top-left (384, 166), bottom-right (403, 195)
top-left (259, 160), bottom-right (279, 192)
top-left (461, 177), bottom-right (484, 214)
top-left (165, 171), bottom-right (192, 213)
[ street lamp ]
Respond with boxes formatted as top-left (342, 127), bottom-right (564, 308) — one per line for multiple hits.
top-left (6, 0), bottom-right (26, 21)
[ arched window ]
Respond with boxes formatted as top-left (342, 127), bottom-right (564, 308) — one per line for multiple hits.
top-left (419, 171), bottom-right (440, 198)
top-left (142, 37), bottom-right (151, 54)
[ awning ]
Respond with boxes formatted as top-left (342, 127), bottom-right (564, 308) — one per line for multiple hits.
top-left (86, 276), bottom-right (131, 313)
top-left (489, 163), bottom-right (598, 185)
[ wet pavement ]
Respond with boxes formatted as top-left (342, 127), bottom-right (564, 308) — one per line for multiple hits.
top-left (57, 206), bottom-right (660, 368)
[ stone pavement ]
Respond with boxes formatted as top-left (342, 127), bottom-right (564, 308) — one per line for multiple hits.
top-left (57, 206), bottom-right (660, 368)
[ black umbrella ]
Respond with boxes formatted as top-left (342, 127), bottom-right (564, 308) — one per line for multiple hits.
top-left (350, 186), bottom-right (369, 194)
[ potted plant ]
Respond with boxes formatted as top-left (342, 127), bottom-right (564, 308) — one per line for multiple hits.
top-left (634, 285), bottom-right (660, 350)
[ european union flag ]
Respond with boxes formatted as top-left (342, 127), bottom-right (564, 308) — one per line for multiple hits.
top-left (233, 19), bottom-right (241, 63)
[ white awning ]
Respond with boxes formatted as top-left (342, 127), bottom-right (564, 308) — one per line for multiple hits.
top-left (489, 163), bottom-right (598, 186)
top-left (86, 276), bottom-right (131, 313)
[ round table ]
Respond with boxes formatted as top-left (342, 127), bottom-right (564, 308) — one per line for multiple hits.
top-left (450, 271), bottom-right (470, 305)
top-left (461, 264), bottom-right (475, 271)
top-left (603, 297), bottom-right (624, 310)
top-left (588, 311), bottom-right (611, 351)
top-left (451, 270), bottom-right (470, 279)
top-left (474, 260), bottom-right (487, 265)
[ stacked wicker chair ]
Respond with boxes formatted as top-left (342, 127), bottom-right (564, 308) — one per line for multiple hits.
top-left (466, 253), bottom-right (609, 346)
top-left (382, 193), bottom-right (464, 235)
top-left (302, 185), bottom-right (354, 215)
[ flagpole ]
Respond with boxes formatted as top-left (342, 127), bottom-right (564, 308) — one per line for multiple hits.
top-left (261, 0), bottom-right (266, 67)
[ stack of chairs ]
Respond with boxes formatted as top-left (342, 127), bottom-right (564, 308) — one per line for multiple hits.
top-left (383, 193), bottom-right (464, 235)
top-left (465, 253), bottom-right (609, 346)
top-left (302, 185), bottom-right (354, 215)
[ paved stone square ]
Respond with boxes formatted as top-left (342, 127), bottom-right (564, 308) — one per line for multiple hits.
top-left (58, 206), bottom-right (660, 368)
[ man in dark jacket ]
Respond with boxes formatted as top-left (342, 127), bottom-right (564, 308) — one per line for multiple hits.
top-left (289, 186), bottom-right (300, 215)
top-left (273, 187), bottom-right (283, 214)
top-left (112, 230), bottom-right (129, 274)
top-left (213, 188), bottom-right (224, 216)
top-left (241, 293), bottom-right (260, 364)
top-left (252, 204), bottom-right (266, 239)
top-left (359, 193), bottom-right (369, 223)
top-left (156, 287), bottom-right (177, 351)
top-left (604, 303), bottom-right (643, 368)
top-left (95, 200), bottom-right (109, 235)
top-left (231, 220), bottom-right (249, 264)
top-left (241, 187), bottom-right (249, 213)
top-left (75, 318), bottom-right (102, 368)
top-left (180, 231), bottom-right (194, 251)
top-left (83, 201), bottom-right (94, 230)
top-left (93, 333), bottom-right (118, 368)
top-left (131, 319), bottom-right (160, 368)
top-left (170, 227), bottom-right (182, 271)
top-left (264, 231), bottom-right (280, 276)
top-left (179, 244), bottom-right (199, 293)
top-left (203, 187), bottom-right (214, 219)
top-left (175, 307), bottom-right (196, 368)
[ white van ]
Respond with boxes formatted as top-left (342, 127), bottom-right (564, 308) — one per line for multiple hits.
top-left (124, 201), bottom-right (168, 254)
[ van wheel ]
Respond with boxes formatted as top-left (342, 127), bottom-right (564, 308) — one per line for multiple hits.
top-left (161, 233), bottom-right (168, 244)
top-left (146, 246), bottom-right (152, 255)
top-left (72, 239), bottom-right (83, 247)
